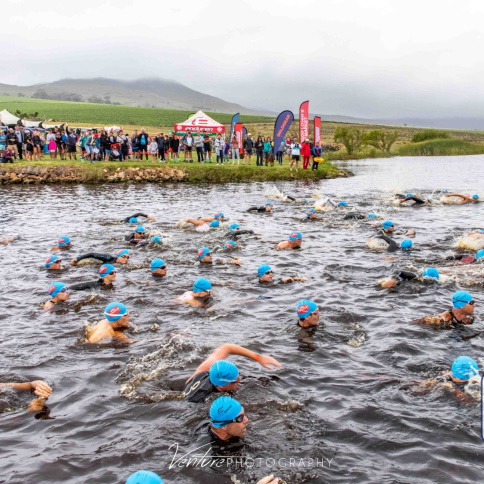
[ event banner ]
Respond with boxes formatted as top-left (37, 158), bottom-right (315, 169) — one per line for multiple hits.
top-left (234, 122), bottom-right (243, 154)
top-left (272, 110), bottom-right (294, 155)
top-left (230, 113), bottom-right (240, 139)
top-left (314, 116), bottom-right (321, 145)
top-left (299, 101), bottom-right (309, 142)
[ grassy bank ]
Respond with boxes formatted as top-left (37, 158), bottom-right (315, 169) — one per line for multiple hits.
top-left (396, 139), bottom-right (484, 157)
top-left (0, 159), bottom-right (349, 184)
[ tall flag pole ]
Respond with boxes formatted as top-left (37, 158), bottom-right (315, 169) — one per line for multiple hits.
top-left (299, 101), bottom-right (309, 142)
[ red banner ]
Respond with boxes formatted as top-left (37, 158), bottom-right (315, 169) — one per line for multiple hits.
top-left (314, 116), bottom-right (321, 145)
top-left (299, 100), bottom-right (309, 142)
top-left (234, 122), bottom-right (243, 154)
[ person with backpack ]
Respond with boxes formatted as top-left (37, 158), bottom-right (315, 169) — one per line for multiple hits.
top-left (311, 143), bottom-right (323, 170)
top-left (137, 129), bottom-right (150, 161)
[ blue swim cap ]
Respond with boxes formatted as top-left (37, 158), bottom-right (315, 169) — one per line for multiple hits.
top-left (209, 396), bottom-right (243, 428)
top-left (210, 220), bottom-right (220, 228)
top-left (150, 236), bottom-right (162, 245)
top-left (265, 202), bottom-right (273, 207)
top-left (193, 278), bottom-right (212, 293)
top-left (126, 470), bottom-right (164, 484)
top-left (44, 255), bottom-right (60, 268)
top-left (296, 299), bottom-right (318, 319)
top-left (301, 198), bottom-right (307, 202)
top-left (422, 268), bottom-right (440, 279)
top-left (115, 249), bottom-right (130, 258)
top-left (209, 360), bottom-right (239, 387)
top-left (104, 302), bottom-right (128, 322)
top-left (452, 291), bottom-right (473, 309)
top-left (306, 208), bottom-right (316, 217)
top-left (382, 221), bottom-right (394, 230)
top-left (100, 264), bottom-right (116, 276)
top-left (224, 240), bottom-right (237, 249)
top-left (472, 194), bottom-right (479, 199)
top-left (338, 201), bottom-right (347, 207)
top-left (135, 225), bottom-right (146, 233)
top-left (151, 258), bottom-right (166, 271)
top-left (476, 249), bottom-right (484, 260)
top-left (128, 217), bottom-right (138, 223)
top-left (427, 197), bottom-right (433, 203)
top-left (406, 193), bottom-right (414, 197)
top-left (214, 212), bottom-right (224, 219)
top-left (400, 239), bottom-right (412, 249)
top-left (57, 236), bottom-right (70, 247)
top-left (48, 281), bottom-right (67, 296)
top-left (367, 213), bottom-right (377, 219)
top-left (257, 264), bottom-right (272, 278)
top-left (451, 356), bottom-right (479, 381)
top-left (229, 223), bottom-right (240, 231)
top-left (197, 247), bottom-right (211, 260)
top-left (289, 231), bottom-right (302, 241)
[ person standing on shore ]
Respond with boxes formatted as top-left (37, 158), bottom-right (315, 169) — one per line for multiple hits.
top-left (263, 137), bottom-right (272, 166)
top-left (65, 123), bottom-right (78, 161)
top-left (276, 140), bottom-right (285, 166)
top-left (182, 131), bottom-right (194, 162)
top-left (203, 135), bottom-right (212, 163)
top-left (215, 134), bottom-right (225, 164)
top-left (156, 133), bottom-right (165, 161)
top-left (255, 136), bottom-right (264, 166)
top-left (231, 135), bottom-right (240, 165)
top-left (14, 126), bottom-right (24, 160)
top-left (243, 133), bottom-right (254, 165)
top-left (194, 132), bottom-right (204, 163)
top-left (290, 139), bottom-right (301, 171)
top-left (137, 129), bottom-right (150, 161)
top-left (301, 138), bottom-right (311, 169)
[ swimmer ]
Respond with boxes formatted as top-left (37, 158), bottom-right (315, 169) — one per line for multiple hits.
top-left (209, 396), bottom-right (249, 441)
top-left (247, 202), bottom-right (273, 213)
top-left (182, 219), bottom-right (220, 232)
top-left (71, 249), bottom-right (130, 266)
top-left (442, 193), bottom-right (479, 204)
top-left (178, 278), bottom-right (213, 308)
top-left (397, 193), bottom-right (432, 206)
top-left (151, 258), bottom-right (167, 277)
top-left (295, 299), bottom-right (320, 328)
top-left (276, 231), bottom-right (302, 250)
top-left (443, 249), bottom-right (484, 265)
top-left (85, 302), bottom-right (136, 344)
top-left (376, 220), bottom-right (415, 237)
top-left (416, 356), bottom-right (479, 400)
top-left (379, 268), bottom-right (439, 288)
top-left (225, 223), bottom-right (259, 238)
top-left (0, 379), bottom-right (52, 411)
top-left (187, 212), bottom-right (225, 224)
top-left (337, 201), bottom-right (348, 207)
top-left (125, 225), bottom-right (148, 245)
top-left (148, 236), bottom-right (163, 247)
top-left (372, 234), bottom-right (413, 253)
top-left (343, 212), bottom-right (365, 220)
top-left (122, 213), bottom-right (156, 223)
top-left (69, 264), bottom-right (116, 291)
top-left (197, 246), bottom-right (240, 266)
top-left (44, 282), bottom-right (69, 310)
top-left (1, 236), bottom-right (15, 245)
top-left (44, 255), bottom-right (62, 270)
top-left (126, 471), bottom-right (164, 484)
top-left (184, 344), bottom-right (281, 403)
top-left (414, 290), bottom-right (475, 328)
top-left (51, 235), bottom-right (71, 251)
top-left (303, 208), bottom-right (318, 221)
top-left (257, 264), bottom-right (306, 284)
top-left (222, 240), bottom-right (237, 250)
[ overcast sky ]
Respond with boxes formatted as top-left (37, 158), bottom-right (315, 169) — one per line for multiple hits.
top-left (5, 0), bottom-right (484, 118)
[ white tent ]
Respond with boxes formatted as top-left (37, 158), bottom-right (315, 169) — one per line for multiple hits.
top-left (21, 119), bottom-right (42, 128)
top-left (0, 109), bottom-right (20, 126)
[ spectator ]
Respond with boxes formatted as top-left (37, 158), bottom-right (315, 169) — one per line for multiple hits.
top-left (290, 139), bottom-right (301, 171)
top-left (149, 137), bottom-right (159, 162)
top-left (203, 134), bottom-right (212, 163)
top-left (301, 138), bottom-right (311, 169)
top-left (276, 140), bottom-right (285, 166)
top-left (255, 135), bottom-right (264, 166)
top-left (243, 133), bottom-right (254, 165)
top-left (312, 143), bottom-right (323, 170)
top-left (194, 132), bottom-right (204, 163)
top-left (31, 129), bottom-right (43, 161)
top-left (14, 125), bottom-right (24, 160)
top-left (230, 135), bottom-right (240, 165)
top-left (131, 129), bottom-right (139, 160)
top-left (263, 137), bottom-right (272, 166)
top-left (6, 128), bottom-right (18, 159)
top-left (84, 129), bottom-right (96, 163)
top-left (0, 129), bottom-right (6, 156)
top-left (214, 134), bottom-right (225, 165)
top-left (182, 131), bottom-right (194, 162)
top-left (65, 123), bottom-right (78, 160)
top-left (157, 133), bottom-right (165, 161)
top-left (138, 128), bottom-right (150, 161)
top-left (117, 130), bottom-right (129, 161)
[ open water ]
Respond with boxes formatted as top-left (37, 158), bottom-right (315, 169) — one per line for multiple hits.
top-left (0, 155), bottom-right (483, 484)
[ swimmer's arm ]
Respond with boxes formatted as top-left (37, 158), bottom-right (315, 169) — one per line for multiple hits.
top-left (413, 313), bottom-right (446, 325)
top-left (446, 193), bottom-right (469, 203)
top-left (185, 299), bottom-right (207, 308)
top-left (232, 230), bottom-right (255, 237)
top-left (0, 381), bottom-right (52, 398)
top-left (280, 276), bottom-right (307, 283)
top-left (113, 332), bottom-right (138, 344)
top-left (398, 270), bottom-right (418, 281)
top-left (71, 252), bottom-right (101, 265)
top-left (246, 207), bottom-right (259, 212)
top-left (130, 213), bottom-right (156, 221)
top-left (378, 234), bottom-right (399, 252)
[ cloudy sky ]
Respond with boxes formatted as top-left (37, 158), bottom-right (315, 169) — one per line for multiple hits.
top-left (5, 0), bottom-right (484, 118)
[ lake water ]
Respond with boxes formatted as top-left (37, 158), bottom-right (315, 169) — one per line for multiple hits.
top-left (1, 155), bottom-right (483, 484)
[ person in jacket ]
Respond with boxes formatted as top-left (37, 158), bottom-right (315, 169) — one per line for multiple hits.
top-left (255, 136), bottom-right (264, 166)
top-left (263, 137), bottom-right (272, 166)
top-left (276, 140), bottom-right (285, 166)
top-left (230, 136), bottom-right (240, 165)
top-left (64, 123), bottom-right (78, 160)
top-left (194, 133), bottom-right (204, 163)
top-left (182, 131), bottom-right (194, 162)
top-left (243, 133), bottom-right (254, 165)
top-left (311, 144), bottom-right (322, 170)
top-left (214, 134), bottom-right (225, 165)
top-left (137, 129), bottom-right (150, 161)
top-left (301, 139), bottom-right (311, 169)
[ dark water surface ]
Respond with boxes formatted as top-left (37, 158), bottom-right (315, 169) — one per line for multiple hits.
top-left (1, 156), bottom-right (483, 484)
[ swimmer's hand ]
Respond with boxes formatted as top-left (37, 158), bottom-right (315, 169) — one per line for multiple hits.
top-left (257, 355), bottom-right (282, 370)
top-left (147, 216), bottom-right (156, 221)
top-left (70, 259), bottom-right (78, 266)
top-left (257, 475), bottom-right (280, 484)
top-left (230, 258), bottom-right (241, 266)
top-left (27, 398), bottom-right (46, 412)
top-left (30, 381), bottom-right (52, 398)
top-left (381, 278), bottom-right (397, 288)
top-left (406, 229), bottom-right (416, 237)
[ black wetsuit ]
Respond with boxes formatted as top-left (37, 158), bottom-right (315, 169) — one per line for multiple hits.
top-left (246, 206), bottom-right (267, 213)
top-left (390, 270), bottom-right (418, 285)
top-left (344, 212), bottom-right (365, 220)
top-left (125, 233), bottom-right (148, 246)
top-left (184, 371), bottom-right (218, 403)
top-left (401, 195), bottom-right (426, 205)
top-left (122, 213), bottom-right (149, 223)
top-left (73, 253), bottom-right (116, 264)
top-left (226, 230), bottom-right (254, 238)
top-left (375, 233), bottom-right (400, 252)
top-left (69, 278), bottom-right (111, 291)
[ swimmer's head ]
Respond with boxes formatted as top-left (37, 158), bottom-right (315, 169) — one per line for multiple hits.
top-left (151, 258), bottom-right (167, 276)
top-left (265, 202), bottom-right (273, 211)
top-left (426, 197), bottom-right (433, 203)
top-left (452, 290), bottom-right (474, 310)
top-left (338, 201), bottom-right (347, 207)
top-left (367, 213), bottom-right (377, 219)
top-left (209, 396), bottom-right (244, 429)
top-left (400, 239), bottom-right (413, 250)
top-left (472, 194), bottom-right (479, 200)
top-left (198, 247), bottom-right (212, 261)
top-left (128, 217), bottom-right (138, 223)
top-left (422, 268), bottom-right (440, 280)
top-left (224, 240), bottom-right (237, 250)
top-left (296, 299), bottom-right (319, 326)
top-left (382, 221), bottom-right (394, 231)
top-left (229, 223), bottom-right (240, 231)
top-left (193, 278), bottom-right (212, 295)
top-left (99, 264), bottom-right (116, 278)
top-left (210, 220), bottom-right (220, 228)
top-left (209, 360), bottom-right (240, 390)
top-left (135, 225), bottom-right (146, 233)
top-left (289, 231), bottom-right (302, 241)
top-left (48, 281), bottom-right (68, 297)
top-left (150, 236), bottom-right (162, 245)
top-left (57, 236), bottom-right (71, 247)
top-left (306, 208), bottom-right (316, 218)
top-left (214, 212), bottom-right (224, 220)
top-left (406, 193), bottom-right (414, 197)
top-left (115, 249), bottom-right (130, 264)
top-left (44, 255), bottom-right (61, 269)
top-left (104, 302), bottom-right (128, 322)
top-left (475, 249), bottom-right (484, 260)
top-left (258, 264), bottom-right (273, 282)
top-left (126, 470), bottom-right (164, 484)
top-left (451, 356), bottom-right (479, 382)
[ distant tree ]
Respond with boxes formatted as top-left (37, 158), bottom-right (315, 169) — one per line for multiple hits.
top-left (17, 92), bottom-right (25, 97)
top-left (363, 129), bottom-right (398, 154)
top-left (103, 95), bottom-right (111, 104)
top-left (32, 89), bottom-right (49, 99)
top-left (333, 127), bottom-right (364, 155)
top-left (112, 101), bottom-right (121, 105)
top-left (88, 96), bottom-right (104, 104)
top-left (411, 129), bottom-right (450, 143)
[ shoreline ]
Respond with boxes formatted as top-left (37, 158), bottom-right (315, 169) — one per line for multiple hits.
top-left (0, 160), bottom-right (350, 185)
